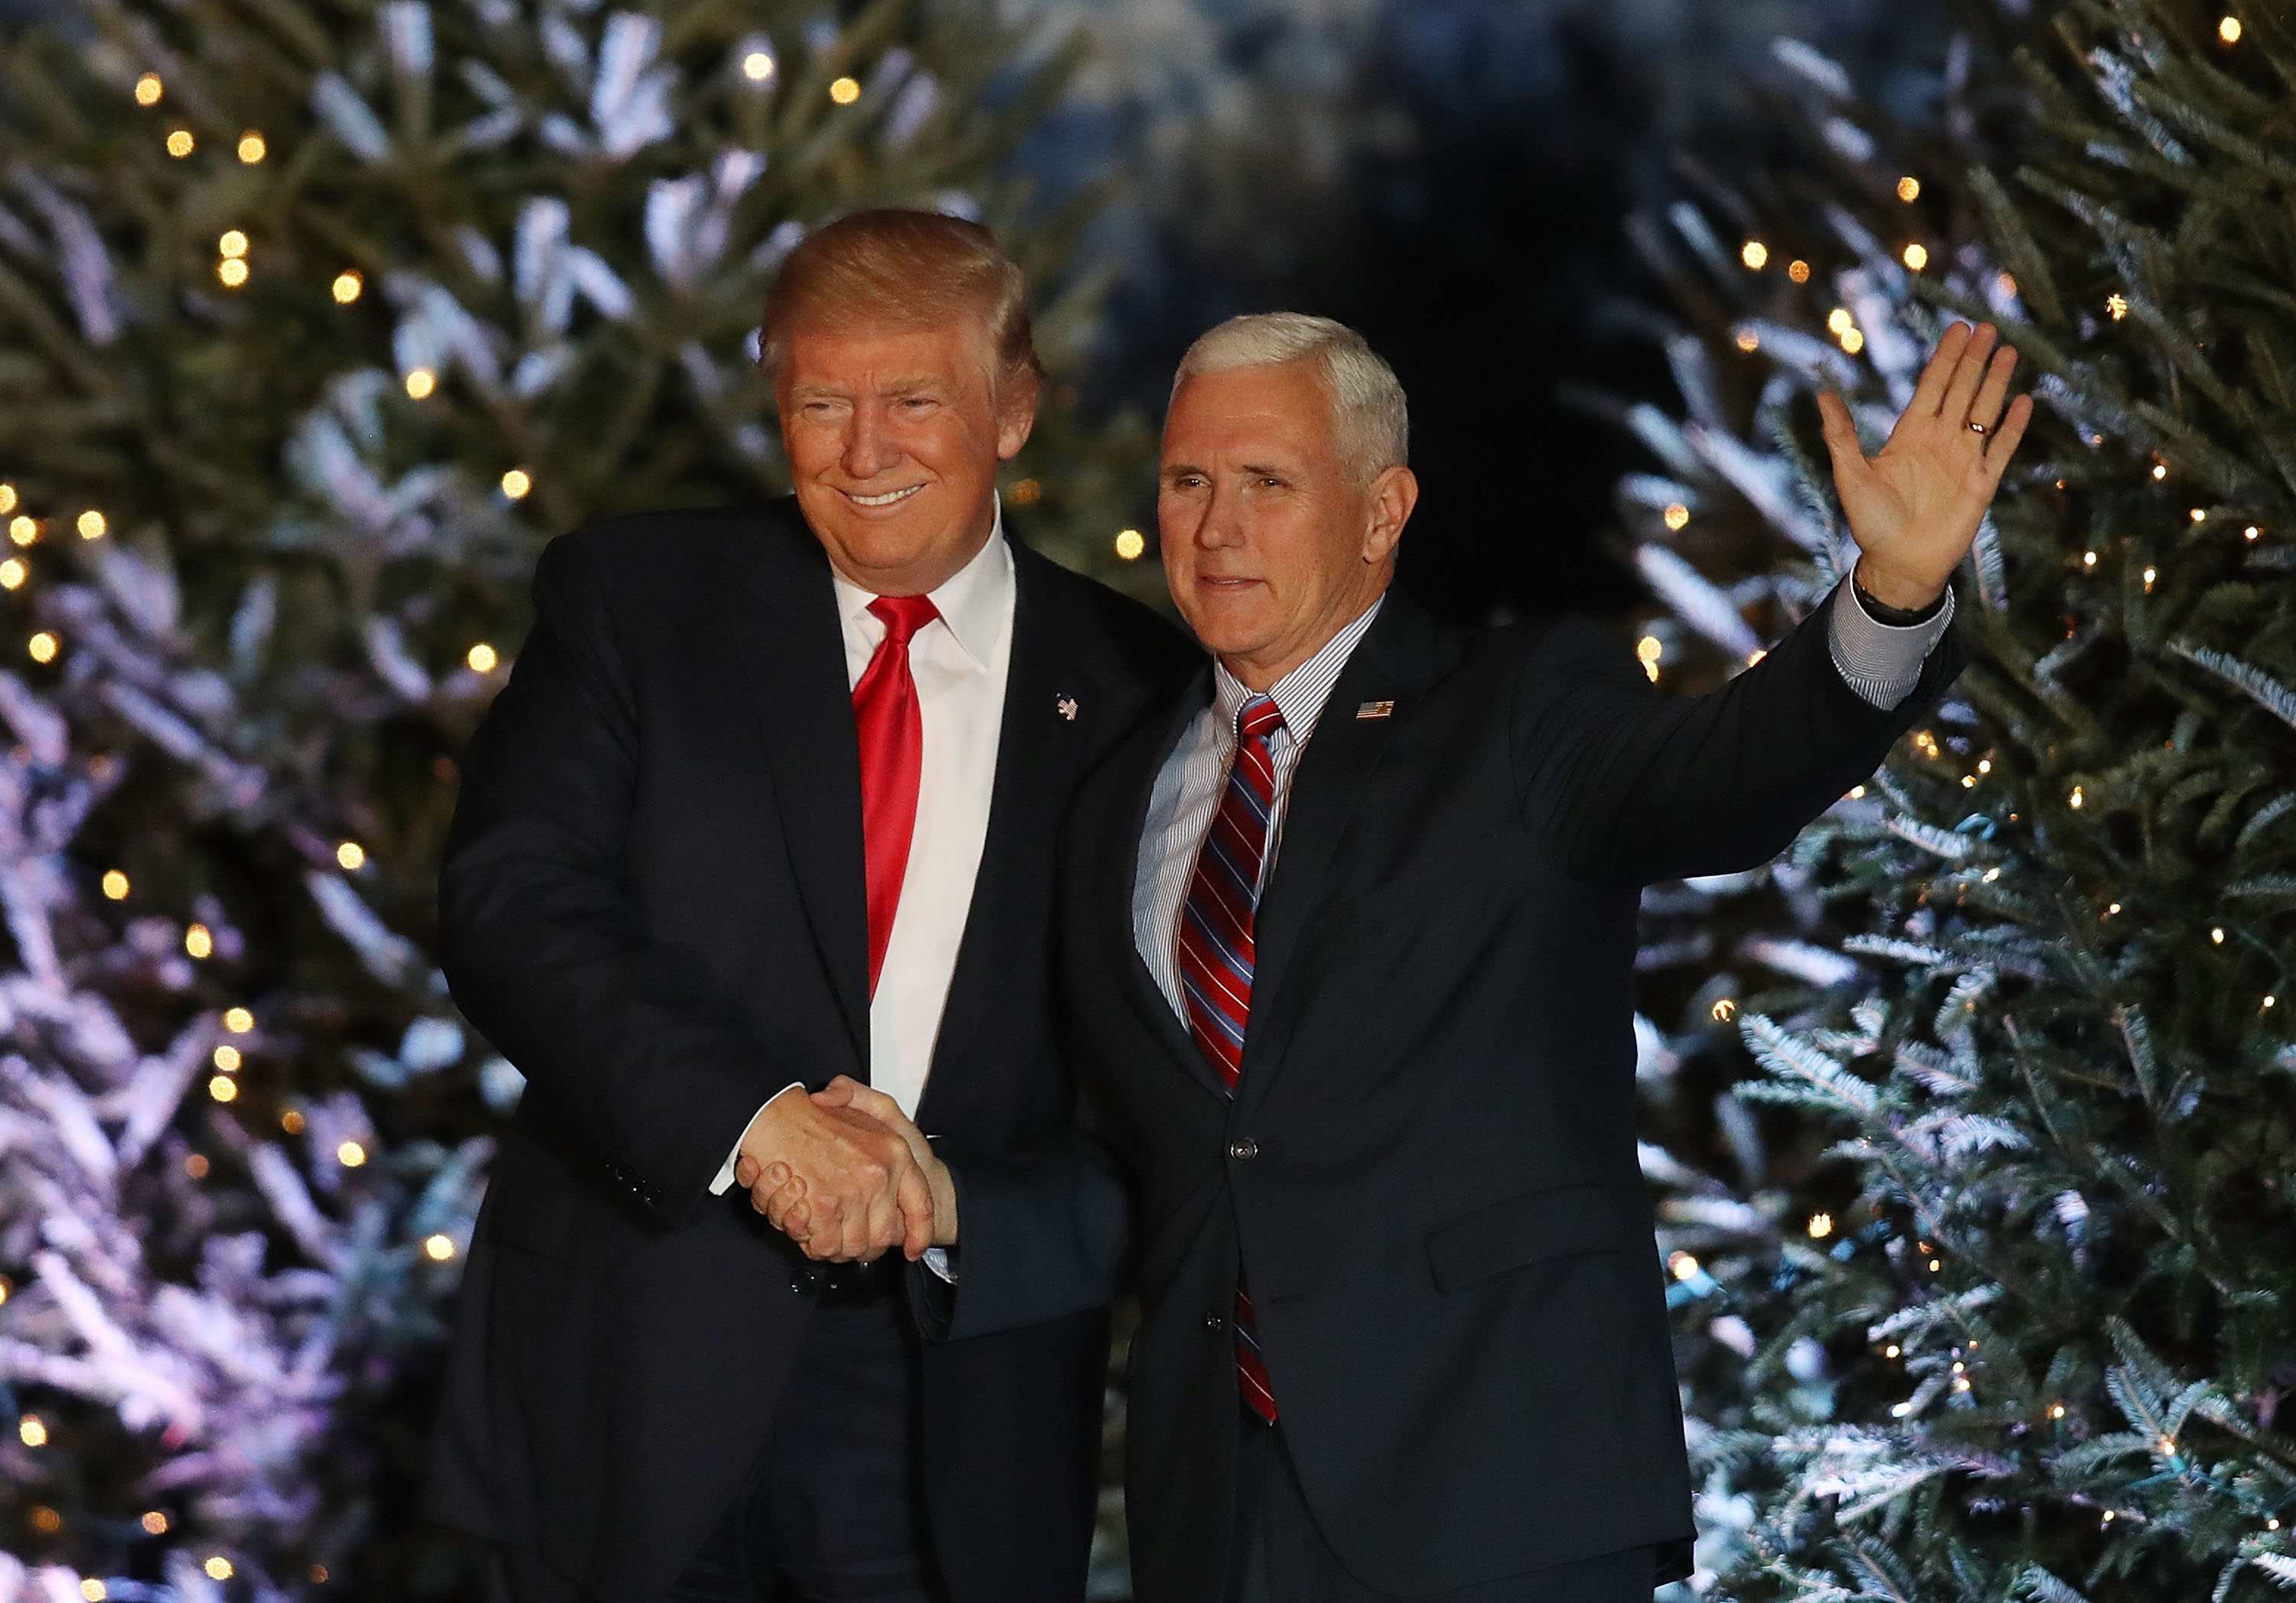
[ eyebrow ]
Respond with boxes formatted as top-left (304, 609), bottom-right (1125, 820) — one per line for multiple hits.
top-left (786, 374), bottom-right (949, 402)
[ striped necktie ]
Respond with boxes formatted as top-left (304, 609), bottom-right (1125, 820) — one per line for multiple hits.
top-left (1175, 694), bottom-right (1284, 1423)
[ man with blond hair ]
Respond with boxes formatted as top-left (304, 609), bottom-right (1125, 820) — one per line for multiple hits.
top-left (425, 209), bottom-right (1190, 1603)
top-left (802, 309), bottom-right (2028, 1598)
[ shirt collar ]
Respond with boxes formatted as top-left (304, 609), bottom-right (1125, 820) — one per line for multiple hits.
top-left (1212, 595), bottom-right (1386, 745)
top-left (830, 496), bottom-right (1013, 671)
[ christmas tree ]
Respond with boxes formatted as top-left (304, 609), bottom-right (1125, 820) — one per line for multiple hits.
top-left (1613, 2), bottom-right (2296, 1597)
top-left (0, 0), bottom-right (1147, 1595)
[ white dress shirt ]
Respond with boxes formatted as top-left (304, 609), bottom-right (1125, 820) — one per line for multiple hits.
top-left (1132, 577), bottom-right (1953, 1010)
top-left (711, 508), bottom-right (1016, 1197)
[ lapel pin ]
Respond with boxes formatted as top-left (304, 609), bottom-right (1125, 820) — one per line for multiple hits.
top-left (1055, 694), bottom-right (1079, 722)
top-left (1355, 700), bottom-right (1394, 720)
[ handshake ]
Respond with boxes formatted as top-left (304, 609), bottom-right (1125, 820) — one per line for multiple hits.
top-left (731, 1077), bottom-right (957, 1263)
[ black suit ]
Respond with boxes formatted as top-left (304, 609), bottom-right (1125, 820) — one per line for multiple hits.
top-left (936, 585), bottom-right (1962, 1601)
top-left (424, 499), bottom-right (1192, 1602)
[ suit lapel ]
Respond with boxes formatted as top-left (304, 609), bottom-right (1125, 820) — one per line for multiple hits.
top-left (726, 509), bottom-right (872, 1071)
top-left (1236, 595), bottom-right (1453, 1124)
top-left (1109, 670), bottom-right (1231, 1103)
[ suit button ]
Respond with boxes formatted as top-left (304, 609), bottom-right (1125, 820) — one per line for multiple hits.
top-left (1204, 1311), bottom-right (1226, 1330)
top-left (791, 1267), bottom-right (821, 1297)
top-left (1228, 1138), bottom-right (1259, 1161)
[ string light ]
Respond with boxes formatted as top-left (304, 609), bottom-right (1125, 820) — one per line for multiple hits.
top-left (219, 230), bottom-right (248, 259)
top-left (2050, 1403), bottom-right (2066, 1419)
top-left (225, 1007), bottom-right (254, 1033)
top-left (2082, 550), bottom-right (2098, 566)
top-left (332, 271), bottom-right (364, 304)
top-left (217, 258), bottom-right (249, 288)
top-left (2264, 995), bottom-right (2276, 1010)
top-left (2220, 15), bottom-right (2242, 41)
top-left (102, 870), bottom-right (129, 900)
top-left (1896, 176), bottom-right (1921, 201)
top-left (185, 922), bottom-right (214, 958)
top-left (1841, 328), bottom-right (1864, 354)
top-left (829, 75), bottom-right (861, 104)
top-left (1884, 1344), bottom-right (1900, 1358)
top-left (28, 632), bottom-right (57, 664)
top-left (1740, 240), bottom-right (1768, 270)
top-left (2212, 927), bottom-right (2226, 944)
top-left (467, 643), bottom-right (499, 673)
top-left (11, 517), bottom-right (34, 546)
top-left (77, 509), bottom-right (106, 540)
top-left (1902, 243), bottom-right (1928, 271)
top-left (1733, 329), bottom-right (1760, 352)
top-left (1114, 529), bottom-right (1146, 560)
top-left (2142, 566), bottom-right (2157, 590)
top-left (237, 131), bottom-right (266, 164)
top-left (208, 1074), bottom-right (237, 1102)
top-left (167, 129), bottom-right (194, 157)
top-left (1710, 997), bottom-right (1737, 1022)
top-left (282, 1108), bottom-right (306, 1133)
top-left (2151, 462), bottom-right (2167, 480)
top-left (1826, 309), bottom-right (1854, 335)
top-left (204, 1559), bottom-right (233, 1582)
top-left (135, 73), bottom-right (163, 106)
top-left (214, 1044), bottom-right (241, 1071)
top-left (0, 485), bottom-right (12, 513)
top-left (1636, 636), bottom-right (1662, 682)
top-left (405, 367), bottom-right (437, 400)
top-left (337, 1140), bottom-right (367, 1167)
top-left (1662, 502), bottom-right (1691, 531)
top-left (501, 468), bottom-right (532, 500)
top-left (82, 1580), bottom-right (106, 1601)
top-left (2108, 903), bottom-right (2121, 915)
top-left (0, 560), bottom-right (24, 590)
top-left (336, 841), bottom-right (365, 870)
top-left (1807, 1212), bottom-right (1834, 1238)
top-left (19, 1415), bottom-right (47, 1446)
top-left (1669, 1252), bottom-right (1701, 1281)
top-left (2107, 293), bottom-right (2128, 320)
top-left (2190, 508), bottom-right (2206, 522)
top-left (1009, 478), bottom-right (1042, 504)
top-left (1994, 273), bottom-right (2017, 299)
top-left (424, 1233), bottom-right (457, 1262)
top-left (2069, 787), bottom-right (2085, 809)
top-left (142, 1512), bottom-right (168, 1535)
top-left (2247, 525), bottom-right (2263, 540)
top-left (742, 51), bottom-right (776, 81)
top-left (184, 1153), bottom-right (208, 1177)
top-left (1787, 260), bottom-right (1811, 283)
top-left (1849, 785), bottom-right (1865, 798)
top-left (310, 1566), bottom-right (331, 1585)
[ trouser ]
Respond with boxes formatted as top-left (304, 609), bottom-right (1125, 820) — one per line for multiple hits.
top-left (492, 1262), bottom-right (948, 1603)
top-left (1225, 1412), bottom-right (1658, 1603)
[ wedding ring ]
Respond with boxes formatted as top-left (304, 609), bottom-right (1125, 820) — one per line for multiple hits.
top-left (1968, 420), bottom-right (1990, 436)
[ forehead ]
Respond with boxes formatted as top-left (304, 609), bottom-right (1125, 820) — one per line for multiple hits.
top-left (1161, 361), bottom-right (1336, 465)
top-left (780, 318), bottom-right (990, 391)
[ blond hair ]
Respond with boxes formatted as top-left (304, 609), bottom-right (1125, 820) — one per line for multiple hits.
top-left (762, 209), bottom-right (1039, 393)
top-left (1172, 313), bottom-right (1409, 485)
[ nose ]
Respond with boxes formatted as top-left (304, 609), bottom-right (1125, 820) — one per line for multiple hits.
top-left (841, 399), bottom-right (902, 482)
top-left (1191, 476), bottom-right (1247, 550)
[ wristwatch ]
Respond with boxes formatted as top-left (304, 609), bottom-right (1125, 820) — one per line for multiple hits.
top-left (1851, 568), bottom-right (1947, 626)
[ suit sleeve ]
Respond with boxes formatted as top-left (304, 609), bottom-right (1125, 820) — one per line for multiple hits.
top-left (1515, 583), bottom-right (1965, 883)
top-left (908, 1121), bottom-right (1131, 1342)
top-left (439, 535), bottom-right (774, 1226)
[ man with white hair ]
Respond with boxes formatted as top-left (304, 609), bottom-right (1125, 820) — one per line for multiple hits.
top-left (802, 309), bottom-right (2029, 1600)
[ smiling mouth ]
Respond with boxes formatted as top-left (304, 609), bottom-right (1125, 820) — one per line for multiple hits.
top-left (845, 484), bottom-right (925, 508)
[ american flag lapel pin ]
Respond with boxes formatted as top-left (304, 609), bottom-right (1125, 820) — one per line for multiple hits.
top-left (1055, 694), bottom-right (1079, 722)
top-left (1355, 699), bottom-right (1394, 720)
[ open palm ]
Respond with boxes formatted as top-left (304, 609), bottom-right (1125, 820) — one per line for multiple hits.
top-left (1818, 321), bottom-right (2035, 612)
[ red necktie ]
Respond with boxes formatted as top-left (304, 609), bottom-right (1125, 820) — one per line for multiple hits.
top-left (1176, 695), bottom-right (1285, 1423)
top-left (852, 594), bottom-right (940, 996)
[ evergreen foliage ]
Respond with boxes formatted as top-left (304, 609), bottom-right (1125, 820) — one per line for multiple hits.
top-left (0, 0), bottom-right (1144, 1595)
top-left (1619, 3), bottom-right (2296, 1598)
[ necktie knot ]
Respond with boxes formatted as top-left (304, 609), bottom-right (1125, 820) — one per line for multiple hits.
top-left (1236, 695), bottom-right (1284, 744)
top-left (869, 593), bottom-right (941, 649)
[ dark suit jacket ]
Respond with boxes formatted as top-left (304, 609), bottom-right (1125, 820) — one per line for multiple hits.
top-left (936, 584), bottom-right (1964, 1603)
top-left (422, 498), bottom-right (1193, 1603)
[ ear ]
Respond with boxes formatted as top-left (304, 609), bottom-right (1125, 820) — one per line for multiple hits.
top-left (1361, 464), bottom-right (1419, 564)
top-left (995, 367), bottom-right (1041, 461)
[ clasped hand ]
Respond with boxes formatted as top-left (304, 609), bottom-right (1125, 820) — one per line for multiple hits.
top-left (732, 1077), bottom-right (957, 1263)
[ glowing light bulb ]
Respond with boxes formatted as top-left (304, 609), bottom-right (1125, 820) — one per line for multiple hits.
top-left (184, 1153), bottom-right (208, 1177)
top-left (219, 230), bottom-right (248, 259)
top-left (204, 1559), bottom-right (233, 1582)
top-left (10, 516), bottom-right (37, 546)
top-left (1114, 529), bottom-right (1146, 560)
top-left (1733, 329), bottom-right (1760, 352)
top-left (28, 632), bottom-right (57, 664)
top-left (1994, 273), bottom-right (2017, 299)
top-left (1807, 1212), bottom-right (1833, 1238)
top-left (1740, 240), bottom-right (1768, 270)
top-left (425, 1233), bottom-right (457, 1261)
top-left (468, 642), bottom-right (499, 673)
top-left (1, 560), bottom-right (24, 591)
top-left (2246, 525), bottom-right (2262, 540)
top-left (77, 509), bottom-right (106, 539)
top-left (82, 1579), bottom-right (106, 1601)
top-left (237, 131), bottom-right (267, 163)
top-left (18, 1415), bottom-right (46, 1446)
top-left (208, 1074), bottom-right (237, 1102)
top-left (225, 1006), bottom-right (254, 1033)
top-left (742, 51), bottom-right (776, 81)
top-left (501, 468), bottom-right (532, 500)
top-left (185, 922), bottom-right (214, 958)
top-left (2107, 293), bottom-right (2128, 320)
top-left (2220, 15), bottom-right (2242, 41)
top-left (1662, 502), bottom-right (1690, 531)
top-left (1896, 176), bottom-right (1920, 202)
top-left (2142, 566), bottom-right (2156, 589)
top-left (135, 73), bottom-right (164, 105)
top-left (1902, 243), bottom-right (1928, 271)
top-left (332, 271), bottom-right (364, 304)
top-left (214, 1044), bottom-right (241, 1072)
top-left (829, 75), bottom-right (861, 104)
top-left (1710, 997), bottom-right (1737, 1023)
top-left (2212, 927), bottom-right (2226, 944)
top-left (404, 367), bottom-right (436, 400)
top-left (2050, 1403), bottom-right (2066, 1419)
top-left (2151, 463), bottom-right (2167, 479)
top-left (2069, 787), bottom-right (2084, 809)
top-left (101, 870), bottom-right (129, 899)
top-left (1668, 1252), bottom-right (1700, 1281)
top-left (336, 841), bottom-right (365, 871)
top-left (1787, 260), bottom-right (1810, 284)
top-left (2082, 550), bottom-right (2097, 566)
top-left (1840, 328), bottom-right (1864, 354)
top-left (1826, 308), bottom-right (1854, 335)
top-left (167, 129), bottom-right (194, 157)
top-left (2190, 508), bottom-right (2206, 522)
top-left (338, 1140), bottom-right (367, 1167)
top-left (0, 485), bottom-right (12, 514)
top-left (217, 258), bottom-right (249, 288)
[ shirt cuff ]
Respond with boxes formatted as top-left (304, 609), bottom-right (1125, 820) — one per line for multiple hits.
top-left (923, 1246), bottom-right (957, 1283)
top-left (708, 1082), bottom-right (807, 1196)
top-left (1828, 575), bottom-right (1955, 710)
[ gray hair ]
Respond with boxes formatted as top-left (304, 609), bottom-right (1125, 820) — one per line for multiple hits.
top-left (1170, 312), bottom-right (1409, 485)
